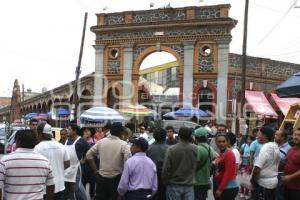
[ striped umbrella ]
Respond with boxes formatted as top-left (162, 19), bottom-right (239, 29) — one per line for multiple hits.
top-left (80, 106), bottom-right (124, 125)
top-left (119, 104), bottom-right (153, 117)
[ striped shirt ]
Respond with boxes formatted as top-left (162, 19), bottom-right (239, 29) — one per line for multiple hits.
top-left (0, 148), bottom-right (54, 200)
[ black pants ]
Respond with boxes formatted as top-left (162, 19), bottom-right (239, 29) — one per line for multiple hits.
top-left (214, 187), bottom-right (238, 200)
top-left (95, 174), bottom-right (121, 200)
top-left (64, 182), bottom-right (76, 200)
top-left (125, 189), bottom-right (152, 200)
top-left (254, 184), bottom-right (276, 200)
top-left (83, 181), bottom-right (96, 197)
top-left (284, 188), bottom-right (300, 200)
top-left (151, 171), bottom-right (165, 200)
top-left (44, 190), bottom-right (64, 200)
top-left (194, 184), bottom-right (210, 200)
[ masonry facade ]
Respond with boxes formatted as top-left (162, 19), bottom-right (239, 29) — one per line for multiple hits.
top-left (0, 5), bottom-right (300, 126)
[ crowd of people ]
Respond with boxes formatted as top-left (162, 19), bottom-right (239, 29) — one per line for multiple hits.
top-left (0, 118), bottom-right (299, 200)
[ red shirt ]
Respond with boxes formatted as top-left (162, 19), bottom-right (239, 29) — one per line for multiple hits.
top-left (284, 146), bottom-right (300, 190)
top-left (214, 149), bottom-right (237, 192)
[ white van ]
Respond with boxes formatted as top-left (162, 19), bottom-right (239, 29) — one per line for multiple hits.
top-left (161, 120), bottom-right (200, 133)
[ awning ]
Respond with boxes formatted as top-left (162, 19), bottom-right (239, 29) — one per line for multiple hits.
top-left (270, 93), bottom-right (300, 116)
top-left (245, 90), bottom-right (278, 118)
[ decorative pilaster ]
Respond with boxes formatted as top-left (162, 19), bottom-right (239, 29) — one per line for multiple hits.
top-left (93, 44), bottom-right (105, 105)
top-left (183, 40), bottom-right (195, 106)
top-left (217, 41), bottom-right (230, 124)
top-left (122, 43), bottom-right (134, 105)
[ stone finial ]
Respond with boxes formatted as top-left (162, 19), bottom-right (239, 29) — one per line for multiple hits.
top-left (97, 14), bottom-right (105, 25)
top-left (125, 12), bottom-right (133, 23)
top-left (186, 8), bottom-right (195, 20)
top-left (219, 6), bottom-right (230, 17)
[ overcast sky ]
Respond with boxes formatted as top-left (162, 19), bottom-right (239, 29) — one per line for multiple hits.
top-left (1, 0), bottom-right (300, 96)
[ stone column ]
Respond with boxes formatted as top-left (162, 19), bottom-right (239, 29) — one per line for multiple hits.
top-left (183, 41), bottom-right (195, 106)
top-left (93, 44), bottom-right (105, 105)
top-left (122, 43), bottom-right (134, 105)
top-left (217, 41), bottom-right (230, 124)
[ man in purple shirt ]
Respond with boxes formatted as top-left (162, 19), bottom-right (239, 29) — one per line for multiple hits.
top-left (118, 137), bottom-right (158, 199)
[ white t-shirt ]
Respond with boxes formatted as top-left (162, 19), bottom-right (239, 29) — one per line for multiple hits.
top-left (255, 142), bottom-right (280, 189)
top-left (232, 148), bottom-right (241, 165)
top-left (35, 140), bottom-right (70, 193)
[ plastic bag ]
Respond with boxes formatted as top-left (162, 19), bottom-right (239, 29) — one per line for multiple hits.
top-left (238, 173), bottom-right (254, 190)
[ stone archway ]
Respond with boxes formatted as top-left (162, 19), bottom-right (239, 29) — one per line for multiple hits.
top-left (47, 100), bottom-right (53, 112)
top-left (91, 5), bottom-right (236, 123)
top-left (133, 46), bottom-right (184, 104)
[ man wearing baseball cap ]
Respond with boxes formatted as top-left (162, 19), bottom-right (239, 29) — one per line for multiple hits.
top-left (118, 137), bottom-right (157, 199)
top-left (35, 123), bottom-right (70, 200)
top-left (194, 127), bottom-right (216, 200)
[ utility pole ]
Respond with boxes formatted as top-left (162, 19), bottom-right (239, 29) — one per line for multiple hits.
top-left (240, 0), bottom-right (249, 118)
top-left (72, 12), bottom-right (88, 120)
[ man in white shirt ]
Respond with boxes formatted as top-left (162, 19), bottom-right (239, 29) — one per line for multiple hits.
top-left (35, 123), bottom-right (70, 200)
top-left (251, 126), bottom-right (280, 200)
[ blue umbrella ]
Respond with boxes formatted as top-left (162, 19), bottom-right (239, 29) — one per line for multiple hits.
top-left (276, 72), bottom-right (300, 98)
top-left (80, 106), bottom-right (124, 125)
top-left (47, 108), bottom-right (70, 118)
top-left (174, 107), bottom-right (209, 118)
top-left (163, 111), bottom-right (177, 119)
top-left (24, 112), bottom-right (38, 120)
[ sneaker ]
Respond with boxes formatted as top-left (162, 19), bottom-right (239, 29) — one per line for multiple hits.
top-left (245, 195), bottom-right (251, 200)
top-left (240, 193), bottom-right (245, 198)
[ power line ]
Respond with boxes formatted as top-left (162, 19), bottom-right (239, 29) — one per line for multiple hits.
top-left (248, 3), bottom-right (294, 54)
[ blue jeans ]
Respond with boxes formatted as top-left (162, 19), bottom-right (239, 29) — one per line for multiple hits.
top-left (166, 184), bottom-right (194, 200)
top-left (75, 167), bottom-right (88, 200)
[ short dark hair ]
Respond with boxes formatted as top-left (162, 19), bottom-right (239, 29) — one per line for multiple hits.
top-left (110, 122), bottom-right (125, 137)
top-left (217, 124), bottom-right (226, 128)
top-left (153, 128), bottom-right (167, 142)
top-left (60, 128), bottom-right (68, 134)
top-left (125, 122), bottom-right (135, 133)
top-left (16, 130), bottom-right (38, 149)
top-left (227, 132), bottom-right (236, 146)
top-left (178, 127), bottom-right (192, 141)
top-left (29, 118), bottom-right (39, 125)
top-left (165, 126), bottom-right (174, 132)
top-left (260, 126), bottom-right (276, 141)
top-left (69, 124), bottom-right (80, 135)
top-left (216, 133), bottom-right (230, 142)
